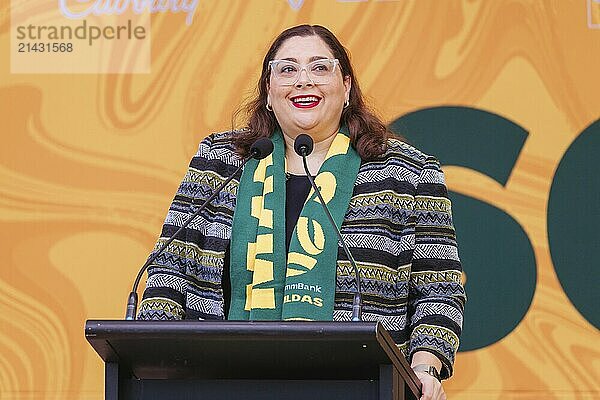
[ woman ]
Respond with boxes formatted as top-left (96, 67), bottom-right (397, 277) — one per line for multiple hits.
top-left (138, 25), bottom-right (465, 400)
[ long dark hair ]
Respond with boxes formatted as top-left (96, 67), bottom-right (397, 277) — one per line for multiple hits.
top-left (232, 24), bottom-right (390, 160)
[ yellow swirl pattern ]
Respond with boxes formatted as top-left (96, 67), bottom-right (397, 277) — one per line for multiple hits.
top-left (1, 0), bottom-right (599, 398)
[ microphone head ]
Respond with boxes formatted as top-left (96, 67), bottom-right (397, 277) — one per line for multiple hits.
top-left (294, 134), bottom-right (314, 156)
top-left (250, 137), bottom-right (274, 160)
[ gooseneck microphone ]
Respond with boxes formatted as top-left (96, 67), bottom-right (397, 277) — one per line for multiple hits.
top-left (294, 134), bottom-right (363, 322)
top-left (125, 137), bottom-right (274, 320)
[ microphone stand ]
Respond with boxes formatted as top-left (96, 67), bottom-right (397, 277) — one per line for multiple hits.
top-left (125, 139), bottom-right (273, 320)
top-left (298, 147), bottom-right (363, 322)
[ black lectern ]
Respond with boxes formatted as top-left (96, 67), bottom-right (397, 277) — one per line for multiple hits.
top-left (85, 320), bottom-right (421, 400)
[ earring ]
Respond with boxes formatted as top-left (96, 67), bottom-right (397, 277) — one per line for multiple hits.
top-left (266, 102), bottom-right (273, 111)
top-left (344, 99), bottom-right (350, 109)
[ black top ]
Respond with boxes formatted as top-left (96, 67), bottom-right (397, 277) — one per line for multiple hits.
top-left (285, 173), bottom-right (313, 250)
top-left (222, 174), bottom-right (312, 318)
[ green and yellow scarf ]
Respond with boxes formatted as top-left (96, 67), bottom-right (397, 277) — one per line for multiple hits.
top-left (228, 127), bottom-right (361, 320)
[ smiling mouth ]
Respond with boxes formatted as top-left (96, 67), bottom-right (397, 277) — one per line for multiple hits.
top-left (291, 95), bottom-right (321, 109)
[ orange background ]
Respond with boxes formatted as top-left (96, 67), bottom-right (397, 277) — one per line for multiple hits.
top-left (1, 1), bottom-right (599, 399)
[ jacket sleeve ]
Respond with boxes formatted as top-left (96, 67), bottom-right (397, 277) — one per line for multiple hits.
top-left (408, 155), bottom-right (466, 379)
top-left (137, 135), bottom-right (214, 320)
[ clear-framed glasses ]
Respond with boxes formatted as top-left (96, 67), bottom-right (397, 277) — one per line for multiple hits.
top-left (268, 58), bottom-right (340, 86)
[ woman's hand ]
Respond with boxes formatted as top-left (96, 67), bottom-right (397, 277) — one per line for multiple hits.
top-left (414, 370), bottom-right (446, 400)
top-left (411, 351), bottom-right (446, 400)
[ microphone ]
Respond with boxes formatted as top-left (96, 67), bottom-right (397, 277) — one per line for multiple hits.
top-left (125, 137), bottom-right (274, 320)
top-left (294, 133), bottom-right (313, 157)
top-left (293, 134), bottom-right (363, 322)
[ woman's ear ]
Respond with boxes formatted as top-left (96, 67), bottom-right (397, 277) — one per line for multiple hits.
top-left (344, 75), bottom-right (351, 100)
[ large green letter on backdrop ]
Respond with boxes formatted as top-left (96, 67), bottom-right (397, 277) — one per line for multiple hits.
top-left (548, 119), bottom-right (600, 329)
top-left (390, 107), bottom-right (537, 351)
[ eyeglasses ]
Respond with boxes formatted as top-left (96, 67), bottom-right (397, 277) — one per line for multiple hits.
top-left (268, 58), bottom-right (340, 86)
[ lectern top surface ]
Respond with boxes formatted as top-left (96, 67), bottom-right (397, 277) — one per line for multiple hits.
top-left (86, 320), bottom-right (395, 380)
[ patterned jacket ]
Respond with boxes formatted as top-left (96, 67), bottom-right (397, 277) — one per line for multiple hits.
top-left (138, 131), bottom-right (466, 378)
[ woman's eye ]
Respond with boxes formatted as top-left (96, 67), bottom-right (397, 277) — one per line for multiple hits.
top-left (312, 63), bottom-right (329, 72)
top-left (280, 65), bottom-right (297, 73)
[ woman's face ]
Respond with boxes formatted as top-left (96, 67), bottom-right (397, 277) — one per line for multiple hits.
top-left (267, 35), bottom-right (351, 143)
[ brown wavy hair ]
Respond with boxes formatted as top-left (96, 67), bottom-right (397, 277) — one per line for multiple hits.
top-left (232, 24), bottom-right (390, 160)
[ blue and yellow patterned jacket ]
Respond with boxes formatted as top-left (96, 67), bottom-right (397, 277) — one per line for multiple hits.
top-left (138, 131), bottom-right (466, 378)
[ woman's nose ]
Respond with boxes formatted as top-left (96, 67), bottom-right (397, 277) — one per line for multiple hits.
top-left (295, 68), bottom-right (314, 88)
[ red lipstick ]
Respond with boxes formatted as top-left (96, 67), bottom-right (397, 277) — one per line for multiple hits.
top-left (291, 95), bottom-right (321, 109)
